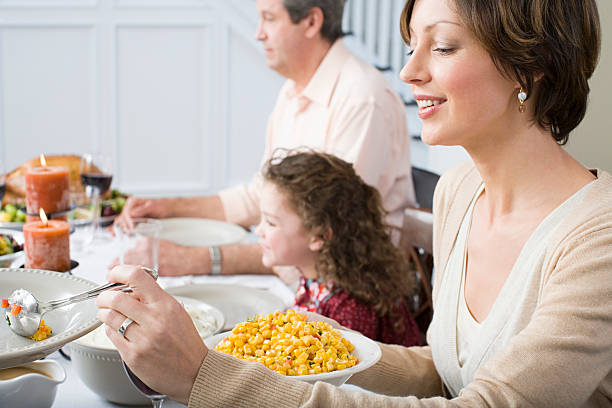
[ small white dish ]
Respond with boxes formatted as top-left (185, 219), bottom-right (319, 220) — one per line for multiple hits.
top-left (178, 296), bottom-right (225, 340)
top-left (167, 284), bottom-right (286, 330)
top-left (205, 329), bottom-right (381, 387)
top-left (158, 218), bottom-right (247, 247)
top-left (0, 359), bottom-right (66, 408)
top-left (0, 268), bottom-right (101, 369)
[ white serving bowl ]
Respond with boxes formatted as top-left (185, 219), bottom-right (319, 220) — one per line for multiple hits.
top-left (205, 329), bottom-right (381, 387)
top-left (0, 359), bottom-right (66, 408)
top-left (0, 228), bottom-right (24, 268)
top-left (69, 336), bottom-right (150, 406)
top-left (70, 296), bottom-right (224, 405)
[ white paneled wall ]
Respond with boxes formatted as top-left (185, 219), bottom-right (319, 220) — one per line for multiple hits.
top-left (0, 0), bottom-right (466, 200)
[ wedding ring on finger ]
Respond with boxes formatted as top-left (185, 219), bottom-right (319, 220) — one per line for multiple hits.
top-left (118, 317), bottom-right (134, 338)
top-left (140, 266), bottom-right (158, 281)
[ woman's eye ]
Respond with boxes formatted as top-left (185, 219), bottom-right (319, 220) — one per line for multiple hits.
top-left (433, 47), bottom-right (455, 55)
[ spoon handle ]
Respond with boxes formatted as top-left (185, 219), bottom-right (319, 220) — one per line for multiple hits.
top-left (40, 267), bottom-right (157, 313)
top-left (42, 282), bottom-right (127, 311)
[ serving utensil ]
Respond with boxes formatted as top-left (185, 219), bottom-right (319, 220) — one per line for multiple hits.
top-left (4, 267), bottom-right (157, 337)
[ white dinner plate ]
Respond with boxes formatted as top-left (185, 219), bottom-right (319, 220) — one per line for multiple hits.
top-left (205, 328), bottom-right (381, 387)
top-left (0, 214), bottom-right (117, 231)
top-left (167, 284), bottom-right (286, 330)
top-left (0, 268), bottom-right (101, 369)
top-left (0, 221), bottom-right (25, 231)
top-left (158, 218), bottom-right (247, 247)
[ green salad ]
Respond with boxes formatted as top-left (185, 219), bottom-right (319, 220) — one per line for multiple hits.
top-left (72, 189), bottom-right (128, 219)
top-left (0, 234), bottom-right (22, 256)
top-left (0, 189), bottom-right (128, 223)
top-left (0, 204), bottom-right (27, 223)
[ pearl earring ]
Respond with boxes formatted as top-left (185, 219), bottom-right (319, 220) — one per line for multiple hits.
top-left (518, 88), bottom-right (527, 113)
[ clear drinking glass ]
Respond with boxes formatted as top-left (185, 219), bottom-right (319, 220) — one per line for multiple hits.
top-left (113, 218), bottom-right (162, 268)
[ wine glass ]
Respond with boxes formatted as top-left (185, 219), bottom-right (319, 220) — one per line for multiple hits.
top-left (79, 152), bottom-right (114, 243)
top-left (122, 362), bottom-right (166, 408)
top-left (0, 157), bottom-right (5, 204)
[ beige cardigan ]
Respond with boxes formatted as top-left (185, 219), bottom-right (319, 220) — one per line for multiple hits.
top-left (188, 162), bottom-right (612, 407)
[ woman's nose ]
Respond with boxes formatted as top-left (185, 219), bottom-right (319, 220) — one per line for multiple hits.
top-left (399, 48), bottom-right (430, 85)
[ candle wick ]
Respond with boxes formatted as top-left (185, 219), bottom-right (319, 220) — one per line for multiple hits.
top-left (39, 208), bottom-right (49, 226)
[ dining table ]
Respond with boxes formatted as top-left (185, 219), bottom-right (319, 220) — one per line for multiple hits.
top-left (45, 229), bottom-right (298, 408)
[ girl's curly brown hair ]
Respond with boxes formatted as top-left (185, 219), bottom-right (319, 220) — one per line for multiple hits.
top-left (262, 149), bottom-right (416, 327)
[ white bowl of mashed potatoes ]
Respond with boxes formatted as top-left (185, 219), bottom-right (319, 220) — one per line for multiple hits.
top-left (69, 296), bottom-right (223, 405)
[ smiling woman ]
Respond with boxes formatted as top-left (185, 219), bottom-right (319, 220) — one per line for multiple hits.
top-left (94, 0), bottom-right (612, 407)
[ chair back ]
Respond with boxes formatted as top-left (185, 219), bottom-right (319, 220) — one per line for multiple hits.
top-left (411, 167), bottom-right (440, 209)
top-left (399, 167), bottom-right (440, 340)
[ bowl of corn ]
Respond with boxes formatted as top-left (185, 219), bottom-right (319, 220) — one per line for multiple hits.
top-left (205, 309), bottom-right (381, 387)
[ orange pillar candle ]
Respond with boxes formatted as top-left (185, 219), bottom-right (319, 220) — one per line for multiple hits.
top-left (25, 155), bottom-right (70, 222)
top-left (23, 209), bottom-right (71, 272)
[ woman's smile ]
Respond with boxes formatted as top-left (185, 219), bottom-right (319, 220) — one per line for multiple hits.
top-left (415, 95), bottom-right (447, 119)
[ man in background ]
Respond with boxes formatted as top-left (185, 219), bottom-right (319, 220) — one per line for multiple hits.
top-left (120, 0), bottom-right (414, 281)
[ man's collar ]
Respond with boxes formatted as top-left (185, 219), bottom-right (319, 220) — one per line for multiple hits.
top-left (285, 39), bottom-right (350, 107)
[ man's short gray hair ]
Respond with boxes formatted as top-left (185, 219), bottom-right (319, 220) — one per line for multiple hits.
top-left (283, 0), bottom-right (346, 43)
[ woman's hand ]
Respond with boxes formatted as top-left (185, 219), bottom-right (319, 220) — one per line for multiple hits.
top-left (96, 265), bottom-right (208, 404)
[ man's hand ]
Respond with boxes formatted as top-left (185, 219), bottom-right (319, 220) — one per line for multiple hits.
top-left (121, 197), bottom-right (172, 220)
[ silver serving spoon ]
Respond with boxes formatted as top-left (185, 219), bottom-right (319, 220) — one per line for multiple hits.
top-left (4, 267), bottom-right (158, 337)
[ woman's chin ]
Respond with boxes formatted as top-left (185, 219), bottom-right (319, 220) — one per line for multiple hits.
top-left (420, 130), bottom-right (443, 146)
top-left (420, 130), bottom-right (459, 147)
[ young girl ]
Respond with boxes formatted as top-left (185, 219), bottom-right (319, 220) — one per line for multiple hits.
top-left (255, 149), bottom-right (421, 347)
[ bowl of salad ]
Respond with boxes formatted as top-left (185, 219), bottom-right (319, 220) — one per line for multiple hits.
top-left (70, 189), bottom-right (128, 227)
top-left (0, 190), bottom-right (128, 230)
top-left (0, 205), bottom-right (27, 229)
top-left (0, 229), bottom-right (24, 268)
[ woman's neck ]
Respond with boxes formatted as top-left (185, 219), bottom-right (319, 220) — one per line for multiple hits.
top-left (466, 126), bottom-right (594, 223)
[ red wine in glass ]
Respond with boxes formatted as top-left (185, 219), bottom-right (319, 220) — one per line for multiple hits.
top-left (80, 173), bottom-right (113, 195)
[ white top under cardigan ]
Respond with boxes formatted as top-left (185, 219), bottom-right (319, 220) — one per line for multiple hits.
top-left (429, 181), bottom-right (594, 397)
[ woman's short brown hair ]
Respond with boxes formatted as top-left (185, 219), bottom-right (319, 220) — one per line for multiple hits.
top-left (400, 0), bottom-right (601, 144)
